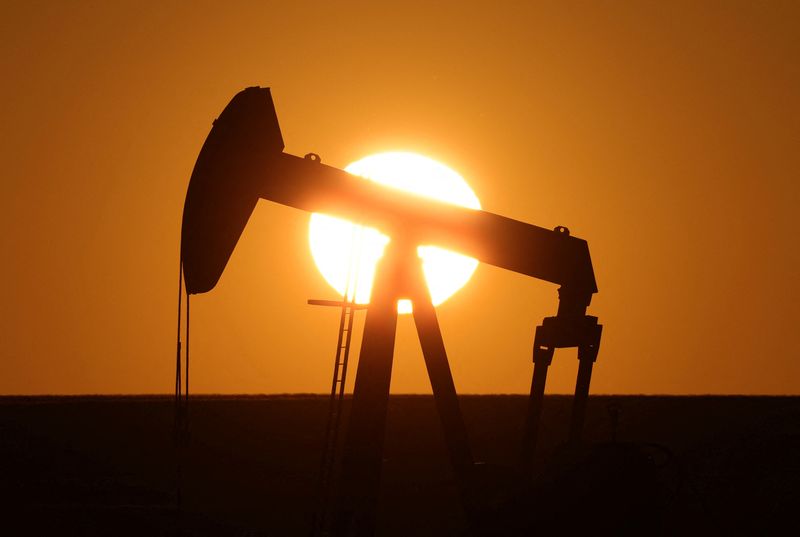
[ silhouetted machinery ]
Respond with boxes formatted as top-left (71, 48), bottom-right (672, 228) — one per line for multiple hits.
top-left (178, 87), bottom-right (602, 536)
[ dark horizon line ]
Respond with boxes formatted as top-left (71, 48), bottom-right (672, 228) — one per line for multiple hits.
top-left (1, 392), bottom-right (798, 400)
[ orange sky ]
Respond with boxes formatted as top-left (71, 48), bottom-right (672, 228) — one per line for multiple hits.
top-left (2, 1), bottom-right (798, 395)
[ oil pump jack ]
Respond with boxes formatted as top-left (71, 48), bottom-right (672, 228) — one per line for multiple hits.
top-left (178, 87), bottom-right (602, 536)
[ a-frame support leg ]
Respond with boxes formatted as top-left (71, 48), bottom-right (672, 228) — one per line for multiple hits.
top-left (409, 258), bottom-right (480, 529)
top-left (332, 244), bottom-right (401, 537)
top-left (333, 243), bottom-right (477, 536)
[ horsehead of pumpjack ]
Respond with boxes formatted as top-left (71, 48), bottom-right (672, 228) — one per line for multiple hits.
top-left (179, 86), bottom-right (602, 535)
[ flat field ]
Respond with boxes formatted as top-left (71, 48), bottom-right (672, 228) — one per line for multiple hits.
top-left (1, 395), bottom-right (797, 535)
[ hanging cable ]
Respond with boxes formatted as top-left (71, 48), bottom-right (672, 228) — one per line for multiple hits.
top-left (174, 256), bottom-right (184, 512)
top-left (175, 261), bottom-right (183, 439)
top-left (184, 290), bottom-right (190, 437)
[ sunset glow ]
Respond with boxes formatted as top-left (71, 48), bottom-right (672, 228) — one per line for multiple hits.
top-left (309, 152), bottom-right (481, 314)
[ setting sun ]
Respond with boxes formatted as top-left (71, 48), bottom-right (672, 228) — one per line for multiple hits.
top-left (309, 152), bottom-right (481, 313)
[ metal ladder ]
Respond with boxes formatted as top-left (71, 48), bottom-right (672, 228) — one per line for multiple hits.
top-left (311, 232), bottom-right (364, 536)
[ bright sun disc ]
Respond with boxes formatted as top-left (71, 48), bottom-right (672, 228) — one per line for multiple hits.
top-left (309, 152), bottom-right (480, 314)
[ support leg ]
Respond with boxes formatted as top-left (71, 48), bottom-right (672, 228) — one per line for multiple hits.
top-left (333, 250), bottom-right (401, 537)
top-left (409, 267), bottom-right (478, 526)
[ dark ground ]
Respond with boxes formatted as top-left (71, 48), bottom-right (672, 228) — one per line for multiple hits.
top-left (1, 395), bottom-right (798, 536)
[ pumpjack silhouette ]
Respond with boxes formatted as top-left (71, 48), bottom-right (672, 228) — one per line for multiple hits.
top-left (178, 87), bottom-right (603, 536)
